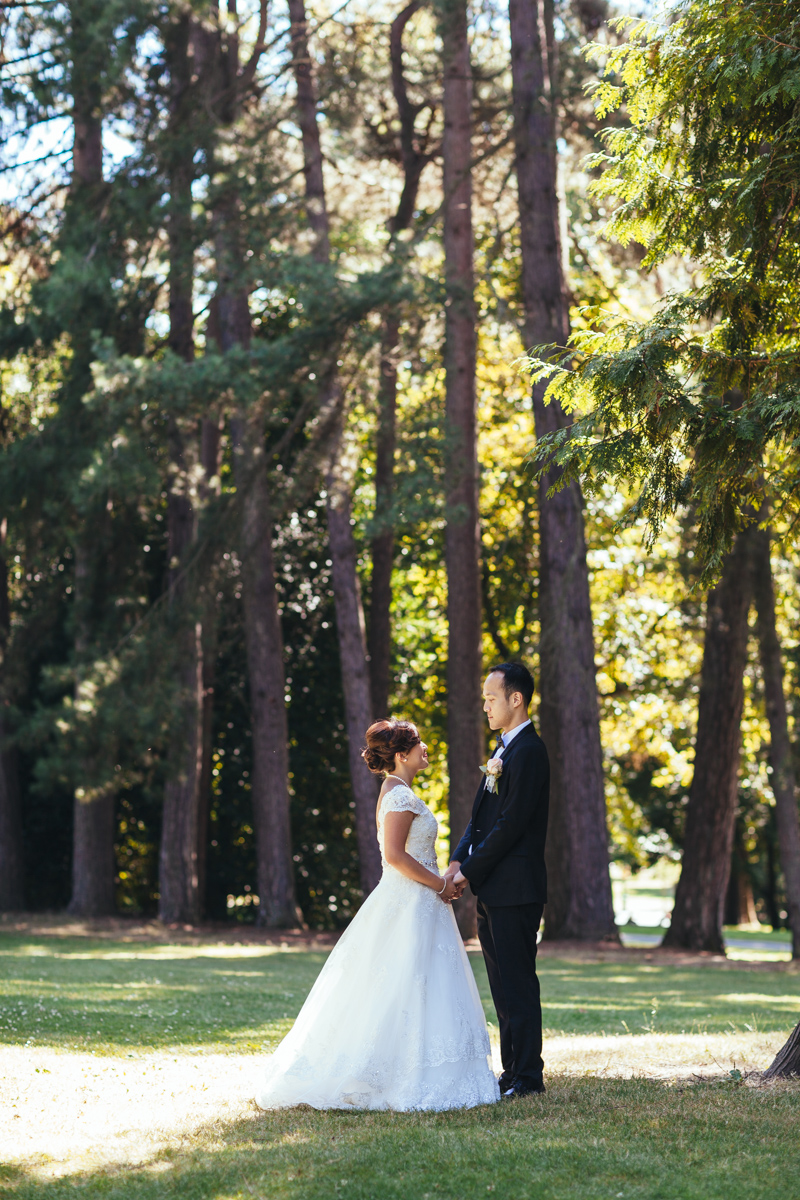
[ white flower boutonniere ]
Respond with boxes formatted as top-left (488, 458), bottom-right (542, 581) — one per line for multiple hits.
top-left (479, 756), bottom-right (504, 793)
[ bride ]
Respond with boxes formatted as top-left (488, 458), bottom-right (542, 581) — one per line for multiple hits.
top-left (255, 719), bottom-right (499, 1111)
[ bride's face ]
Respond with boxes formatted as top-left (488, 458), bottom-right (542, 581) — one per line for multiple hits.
top-left (398, 736), bottom-right (429, 774)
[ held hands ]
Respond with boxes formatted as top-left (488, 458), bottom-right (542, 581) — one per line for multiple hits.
top-left (437, 876), bottom-right (460, 904)
top-left (440, 862), bottom-right (467, 903)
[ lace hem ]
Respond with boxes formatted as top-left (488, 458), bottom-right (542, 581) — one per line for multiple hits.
top-left (257, 1056), bottom-right (499, 1112)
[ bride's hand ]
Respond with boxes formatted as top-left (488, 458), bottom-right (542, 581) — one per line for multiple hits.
top-left (438, 877), bottom-right (459, 904)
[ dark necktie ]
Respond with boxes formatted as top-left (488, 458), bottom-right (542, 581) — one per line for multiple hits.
top-left (495, 735), bottom-right (505, 754)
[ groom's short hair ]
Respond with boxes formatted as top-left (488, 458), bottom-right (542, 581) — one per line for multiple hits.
top-left (488, 661), bottom-right (534, 708)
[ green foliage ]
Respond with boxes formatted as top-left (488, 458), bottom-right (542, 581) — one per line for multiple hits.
top-left (3, 0), bottom-right (798, 930)
top-left (530, 1), bottom-right (800, 578)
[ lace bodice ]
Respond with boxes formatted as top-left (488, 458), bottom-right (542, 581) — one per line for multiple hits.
top-left (377, 782), bottom-right (439, 872)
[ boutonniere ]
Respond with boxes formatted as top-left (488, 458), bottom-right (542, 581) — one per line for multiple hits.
top-left (479, 756), bottom-right (504, 793)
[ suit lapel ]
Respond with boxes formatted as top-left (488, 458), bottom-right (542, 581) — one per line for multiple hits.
top-left (471, 725), bottom-right (534, 820)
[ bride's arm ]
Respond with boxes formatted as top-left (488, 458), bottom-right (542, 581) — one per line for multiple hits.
top-left (383, 812), bottom-right (458, 902)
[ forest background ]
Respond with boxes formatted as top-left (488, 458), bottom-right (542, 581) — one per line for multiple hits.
top-left (1, 0), bottom-right (799, 951)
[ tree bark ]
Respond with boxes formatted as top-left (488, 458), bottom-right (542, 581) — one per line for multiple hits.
top-left (288, 0), bottom-right (382, 895)
top-left (368, 315), bottom-right (398, 722)
top-left (723, 821), bottom-right (759, 927)
top-left (509, 0), bottom-right (616, 940)
top-left (752, 525), bottom-right (800, 959)
top-left (325, 413), bottom-right (383, 891)
top-left (368, 1), bottom-right (433, 720)
top-left (0, 518), bottom-right (24, 911)
top-left (159, 619), bottom-right (204, 925)
top-left (663, 530), bottom-right (755, 952)
top-left (765, 1019), bottom-right (800, 1079)
top-left (196, 417), bottom-right (222, 914)
top-left (231, 413), bottom-right (300, 926)
top-left (207, 1), bottom-right (301, 927)
top-left (438, 0), bottom-right (483, 940)
top-left (66, 6), bottom-right (116, 917)
top-left (68, 542), bottom-right (115, 916)
top-left (159, 11), bottom-right (204, 925)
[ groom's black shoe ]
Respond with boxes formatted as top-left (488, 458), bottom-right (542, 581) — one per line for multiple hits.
top-left (497, 1072), bottom-right (514, 1094)
top-left (502, 1077), bottom-right (545, 1099)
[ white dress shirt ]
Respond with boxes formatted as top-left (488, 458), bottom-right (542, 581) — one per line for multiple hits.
top-left (498, 718), bottom-right (531, 752)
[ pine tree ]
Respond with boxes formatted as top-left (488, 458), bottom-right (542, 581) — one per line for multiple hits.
top-left (437, 0), bottom-right (483, 940)
top-left (288, 0), bottom-right (382, 897)
top-left (509, 0), bottom-right (616, 940)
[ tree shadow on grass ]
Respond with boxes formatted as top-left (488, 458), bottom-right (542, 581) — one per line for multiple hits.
top-left (2, 938), bottom-right (798, 1054)
top-left (4, 1079), bottom-right (800, 1200)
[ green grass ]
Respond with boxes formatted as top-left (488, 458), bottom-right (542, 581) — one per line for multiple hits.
top-left (1, 929), bottom-right (799, 1199)
top-left (2, 1079), bottom-right (799, 1200)
top-left (0, 932), bottom-right (797, 1052)
top-left (623, 925), bottom-right (792, 944)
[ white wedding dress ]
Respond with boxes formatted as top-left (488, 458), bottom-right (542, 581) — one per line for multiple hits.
top-left (255, 782), bottom-right (499, 1111)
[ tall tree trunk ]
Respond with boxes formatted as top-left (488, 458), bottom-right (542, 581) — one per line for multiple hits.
top-left (325, 415), bottom-right (382, 890)
top-left (68, 543), bottom-right (115, 916)
top-left (159, 10), bottom-right (204, 925)
top-left (159, 620), bottom-right (203, 924)
top-left (438, 0), bottom-right (483, 940)
top-left (0, 518), bottom-right (24, 911)
top-left (723, 819), bottom-right (759, 927)
top-left (508, 0), bottom-right (615, 940)
top-left (230, 410), bottom-right (300, 926)
top-left (368, 0), bottom-right (432, 721)
top-left (66, 6), bottom-right (115, 917)
top-left (663, 530), bottom-right (755, 952)
top-left (207, 1), bottom-right (300, 926)
top-left (369, 315), bottom-right (398, 722)
top-left (196, 417), bottom-right (222, 914)
top-left (288, 0), bottom-right (382, 895)
top-left (752, 525), bottom-right (800, 959)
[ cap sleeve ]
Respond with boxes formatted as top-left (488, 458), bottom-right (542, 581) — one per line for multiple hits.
top-left (381, 784), bottom-right (421, 815)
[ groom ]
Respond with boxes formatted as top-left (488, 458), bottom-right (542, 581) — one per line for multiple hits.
top-left (447, 662), bottom-right (549, 1098)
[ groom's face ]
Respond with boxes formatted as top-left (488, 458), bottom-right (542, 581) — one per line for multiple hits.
top-left (482, 673), bottom-right (515, 731)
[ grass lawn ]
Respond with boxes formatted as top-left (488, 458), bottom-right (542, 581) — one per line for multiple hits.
top-left (1, 923), bottom-right (798, 1199)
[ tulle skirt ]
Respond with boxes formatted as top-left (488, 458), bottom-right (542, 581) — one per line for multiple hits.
top-left (255, 866), bottom-right (499, 1111)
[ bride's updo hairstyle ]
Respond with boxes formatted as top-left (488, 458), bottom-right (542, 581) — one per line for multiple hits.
top-left (362, 719), bottom-right (420, 776)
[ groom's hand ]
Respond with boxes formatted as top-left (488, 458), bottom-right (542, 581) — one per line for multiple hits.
top-left (452, 870), bottom-right (467, 894)
top-left (445, 862), bottom-right (464, 897)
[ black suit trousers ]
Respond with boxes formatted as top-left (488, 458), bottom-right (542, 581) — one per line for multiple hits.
top-left (477, 899), bottom-right (544, 1086)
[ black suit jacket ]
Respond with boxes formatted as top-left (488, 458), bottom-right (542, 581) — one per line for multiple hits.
top-left (454, 724), bottom-right (549, 907)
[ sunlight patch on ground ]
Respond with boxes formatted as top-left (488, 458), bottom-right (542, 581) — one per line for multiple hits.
top-left (2, 1030), bottom-right (789, 1179)
top-left (726, 948), bottom-right (792, 963)
top-left (0, 1046), bottom-right (261, 1179)
top-left (0, 943), bottom-right (305, 962)
top-left (542, 1030), bottom-right (783, 1080)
